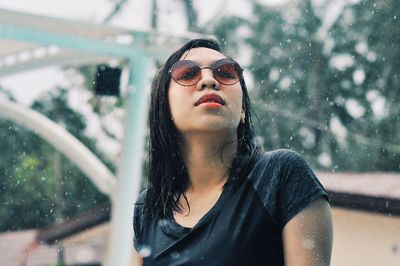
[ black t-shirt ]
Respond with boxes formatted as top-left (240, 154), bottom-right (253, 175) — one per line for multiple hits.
top-left (133, 149), bottom-right (330, 266)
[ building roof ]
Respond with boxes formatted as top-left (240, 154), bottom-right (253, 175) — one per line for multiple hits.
top-left (317, 172), bottom-right (400, 199)
top-left (317, 172), bottom-right (400, 216)
top-left (0, 230), bottom-right (37, 266)
top-left (37, 202), bottom-right (110, 244)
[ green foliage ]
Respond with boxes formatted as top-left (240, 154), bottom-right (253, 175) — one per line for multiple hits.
top-left (0, 88), bottom-right (112, 231)
top-left (212, 0), bottom-right (400, 171)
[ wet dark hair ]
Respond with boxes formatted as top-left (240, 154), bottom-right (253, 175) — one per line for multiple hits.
top-left (144, 38), bottom-right (263, 219)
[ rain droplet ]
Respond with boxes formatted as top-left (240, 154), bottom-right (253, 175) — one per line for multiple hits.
top-left (139, 246), bottom-right (152, 257)
top-left (302, 238), bottom-right (315, 249)
top-left (171, 251), bottom-right (180, 259)
top-left (158, 219), bottom-right (168, 227)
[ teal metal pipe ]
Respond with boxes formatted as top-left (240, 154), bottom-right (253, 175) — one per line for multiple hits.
top-left (0, 24), bottom-right (141, 59)
top-left (105, 55), bottom-right (150, 266)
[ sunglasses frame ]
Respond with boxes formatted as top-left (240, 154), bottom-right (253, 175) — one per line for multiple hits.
top-left (169, 58), bottom-right (243, 87)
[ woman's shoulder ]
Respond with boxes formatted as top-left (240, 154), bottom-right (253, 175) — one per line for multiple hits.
top-left (133, 189), bottom-right (148, 216)
top-left (135, 189), bottom-right (147, 204)
top-left (248, 148), bottom-right (317, 188)
top-left (133, 189), bottom-right (148, 238)
top-left (255, 149), bottom-right (307, 171)
top-left (249, 149), bottom-right (328, 227)
top-left (263, 148), bottom-right (305, 161)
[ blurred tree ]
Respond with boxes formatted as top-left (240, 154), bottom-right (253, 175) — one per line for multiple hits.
top-left (183, 0), bottom-right (198, 31)
top-left (212, 0), bottom-right (399, 172)
top-left (329, 0), bottom-right (400, 171)
top-left (0, 88), bottom-right (112, 231)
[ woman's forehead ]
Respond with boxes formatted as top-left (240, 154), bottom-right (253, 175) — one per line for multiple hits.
top-left (180, 47), bottom-right (226, 63)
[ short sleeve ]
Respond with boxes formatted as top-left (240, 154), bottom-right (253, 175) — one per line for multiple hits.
top-left (133, 190), bottom-right (147, 252)
top-left (277, 150), bottom-right (330, 228)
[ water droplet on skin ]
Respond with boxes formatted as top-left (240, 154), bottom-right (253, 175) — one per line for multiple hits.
top-left (302, 238), bottom-right (315, 249)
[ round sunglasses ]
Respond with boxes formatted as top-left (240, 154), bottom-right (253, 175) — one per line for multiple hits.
top-left (169, 58), bottom-right (243, 87)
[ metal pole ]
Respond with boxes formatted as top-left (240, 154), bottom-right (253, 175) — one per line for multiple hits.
top-left (106, 56), bottom-right (150, 266)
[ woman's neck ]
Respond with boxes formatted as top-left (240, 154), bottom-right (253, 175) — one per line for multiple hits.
top-left (180, 131), bottom-right (238, 192)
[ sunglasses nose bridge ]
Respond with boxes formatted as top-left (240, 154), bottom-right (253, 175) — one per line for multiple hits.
top-left (197, 66), bottom-right (219, 90)
top-left (199, 66), bottom-right (217, 79)
top-left (199, 66), bottom-right (213, 75)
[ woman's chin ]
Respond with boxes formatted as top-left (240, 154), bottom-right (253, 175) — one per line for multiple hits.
top-left (179, 123), bottom-right (238, 135)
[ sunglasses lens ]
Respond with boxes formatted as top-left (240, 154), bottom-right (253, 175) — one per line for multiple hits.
top-left (213, 59), bottom-right (241, 85)
top-left (170, 61), bottom-right (201, 86)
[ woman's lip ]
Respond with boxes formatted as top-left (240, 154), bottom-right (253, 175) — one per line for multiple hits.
top-left (195, 94), bottom-right (225, 106)
top-left (199, 102), bottom-right (224, 108)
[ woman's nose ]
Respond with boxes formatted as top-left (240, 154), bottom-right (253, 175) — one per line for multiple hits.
top-left (197, 68), bottom-right (219, 90)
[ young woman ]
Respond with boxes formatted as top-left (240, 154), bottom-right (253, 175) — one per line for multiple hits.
top-left (133, 38), bottom-right (333, 265)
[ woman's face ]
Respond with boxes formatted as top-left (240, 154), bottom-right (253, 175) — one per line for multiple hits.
top-left (167, 47), bottom-right (243, 136)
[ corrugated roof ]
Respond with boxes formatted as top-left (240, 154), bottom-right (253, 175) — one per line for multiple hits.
top-left (317, 172), bottom-right (400, 199)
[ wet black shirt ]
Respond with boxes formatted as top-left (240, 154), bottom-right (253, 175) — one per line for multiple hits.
top-left (133, 149), bottom-right (330, 266)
